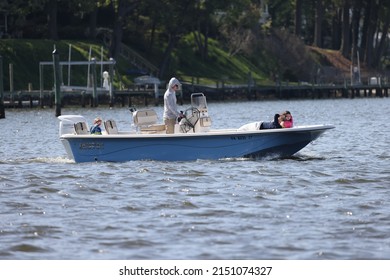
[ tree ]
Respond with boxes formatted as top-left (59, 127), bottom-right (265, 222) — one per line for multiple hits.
top-left (268, 0), bottom-right (295, 31)
top-left (350, 0), bottom-right (362, 66)
top-left (46, 0), bottom-right (58, 40)
top-left (340, 0), bottom-right (351, 58)
top-left (2, 0), bottom-right (390, 73)
top-left (68, 0), bottom-right (99, 39)
top-left (142, 0), bottom-right (196, 78)
top-left (329, 1), bottom-right (342, 49)
top-left (295, 0), bottom-right (303, 37)
top-left (313, 0), bottom-right (324, 47)
top-left (218, 0), bottom-right (261, 57)
top-left (373, 1), bottom-right (390, 67)
top-left (364, 0), bottom-right (377, 67)
top-left (191, 0), bottom-right (227, 61)
top-left (106, 0), bottom-right (141, 59)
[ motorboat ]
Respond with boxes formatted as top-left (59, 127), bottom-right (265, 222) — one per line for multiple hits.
top-left (58, 93), bottom-right (334, 163)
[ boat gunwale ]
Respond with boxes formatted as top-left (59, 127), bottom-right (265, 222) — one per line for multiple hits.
top-left (60, 124), bottom-right (335, 139)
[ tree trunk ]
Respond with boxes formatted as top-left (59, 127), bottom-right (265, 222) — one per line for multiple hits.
top-left (340, 0), bottom-right (351, 58)
top-left (110, 18), bottom-right (124, 59)
top-left (313, 0), bottom-right (323, 47)
top-left (351, 1), bottom-right (362, 64)
top-left (159, 35), bottom-right (177, 79)
top-left (373, 15), bottom-right (390, 67)
top-left (87, 8), bottom-right (98, 39)
top-left (193, 23), bottom-right (209, 61)
top-left (331, 7), bottom-right (342, 50)
top-left (47, 0), bottom-right (58, 40)
top-left (204, 25), bottom-right (209, 60)
top-left (295, 0), bottom-right (302, 37)
top-left (109, 0), bottom-right (140, 59)
top-left (364, 0), bottom-right (378, 67)
top-left (148, 19), bottom-right (157, 53)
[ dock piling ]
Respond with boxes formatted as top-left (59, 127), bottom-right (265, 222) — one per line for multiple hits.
top-left (0, 56), bottom-right (5, 119)
top-left (52, 49), bottom-right (62, 117)
top-left (109, 58), bottom-right (114, 107)
top-left (91, 58), bottom-right (98, 107)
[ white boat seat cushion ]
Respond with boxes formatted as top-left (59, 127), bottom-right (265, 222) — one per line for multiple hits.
top-left (133, 109), bottom-right (158, 126)
top-left (104, 119), bottom-right (118, 134)
top-left (74, 122), bottom-right (89, 134)
top-left (133, 109), bottom-right (166, 133)
top-left (140, 124), bottom-right (166, 133)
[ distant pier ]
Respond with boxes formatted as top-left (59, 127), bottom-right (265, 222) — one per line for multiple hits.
top-left (2, 86), bottom-right (158, 108)
top-left (186, 82), bottom-right (390, 101)
top-left (2, 82), bottom-right (389, 109)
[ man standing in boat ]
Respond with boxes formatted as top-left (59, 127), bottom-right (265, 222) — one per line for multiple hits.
top-left (163, 77), bottom-right (184, 134)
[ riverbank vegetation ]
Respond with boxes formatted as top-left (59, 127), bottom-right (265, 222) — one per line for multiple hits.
top-left (0, 0), bottom-right (389, 90)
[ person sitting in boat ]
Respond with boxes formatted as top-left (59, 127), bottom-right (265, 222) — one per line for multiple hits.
top-left (90, 117), bottom-right (102, 135)
top-left (163, 77), bottom-right (184, 134)
top-left (259, 113), bottom-right (283, 129)
top-left (238, 112), bottom-right (291, 131)
top-left (280, 111), bottom-right (293, 128)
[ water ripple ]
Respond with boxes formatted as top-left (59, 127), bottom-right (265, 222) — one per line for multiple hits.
top-left (1, 99), bottom-right (390, 259)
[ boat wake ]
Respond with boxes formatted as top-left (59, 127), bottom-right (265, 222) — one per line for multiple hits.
top-left (30, 157), bottom-right (75, 164)
top-left (0, 157), bottom-right (74, 165)
top-left (282, 153), bottom-right (327, 161)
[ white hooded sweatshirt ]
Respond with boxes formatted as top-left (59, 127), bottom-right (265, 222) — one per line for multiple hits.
top-left (163, 77), bottom-right (181, 120)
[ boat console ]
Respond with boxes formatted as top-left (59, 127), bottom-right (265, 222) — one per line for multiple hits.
top-left (130, 92), bottom-right (212, 134)
top-left (177, 93), bottom-right (211, 133)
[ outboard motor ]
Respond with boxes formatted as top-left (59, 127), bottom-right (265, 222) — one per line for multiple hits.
top-left (58, 115), bottom-right (88, 136)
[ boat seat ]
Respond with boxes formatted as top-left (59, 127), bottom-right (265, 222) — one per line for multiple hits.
top-left (74, 122), bottom-right (89, 135)
top-left (104, 119), bottom-right (118, 134)
top-left (140, 124), bottom-right (166, 133)
top-left (133, 109), bottom-right (166, 133)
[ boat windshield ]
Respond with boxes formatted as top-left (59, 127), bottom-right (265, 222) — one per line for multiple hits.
top-left (191, 93), bottom-right (207, 110)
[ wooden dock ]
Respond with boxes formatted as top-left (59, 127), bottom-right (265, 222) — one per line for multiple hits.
top-left (1, 83), bottom-right (389, 109)
top-left (1, 87), bottom-right (159, 108)
top-left (183, 82), bottom-right (389, 101)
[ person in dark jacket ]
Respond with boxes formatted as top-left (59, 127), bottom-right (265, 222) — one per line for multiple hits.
top-left (259, 114), bottom-right (283, 129)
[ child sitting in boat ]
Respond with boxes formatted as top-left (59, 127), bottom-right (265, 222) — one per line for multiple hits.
top-left (90, 117), bottom-right (103, 135)
top-left (280, 111), bottom-right (293, 128)
top-left (238, 111), bottom-right (293, 131)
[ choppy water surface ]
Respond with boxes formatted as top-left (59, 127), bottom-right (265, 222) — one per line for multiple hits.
top-left (0, 98), bottom-right (389, 260)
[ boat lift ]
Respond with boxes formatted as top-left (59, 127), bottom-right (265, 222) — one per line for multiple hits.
top-left (39, 45), bottom-right (116, 109)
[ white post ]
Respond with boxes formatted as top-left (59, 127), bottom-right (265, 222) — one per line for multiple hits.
top-left (357, 51), bottom-right (361, 84)
top-left (68, 44), bottom-right (72, 86)
top-left (87, 46), bottom-right (92, 88)
top-left (100, 46), bottom-right (103, 87)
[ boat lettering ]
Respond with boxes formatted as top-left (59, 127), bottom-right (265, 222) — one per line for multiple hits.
top-left (231, 136), bottom-right (252, 140)
top-left (79, 142), bottom-right (104, 149)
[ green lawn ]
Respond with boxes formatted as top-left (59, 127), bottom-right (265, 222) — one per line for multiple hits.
top-left (0, 38), bottom-right (271, 91)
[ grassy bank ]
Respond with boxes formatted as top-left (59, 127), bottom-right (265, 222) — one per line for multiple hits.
top-left (0, 38), bottom-right (270, 92)
top-left (0, 39), bottom-right (117, 91)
